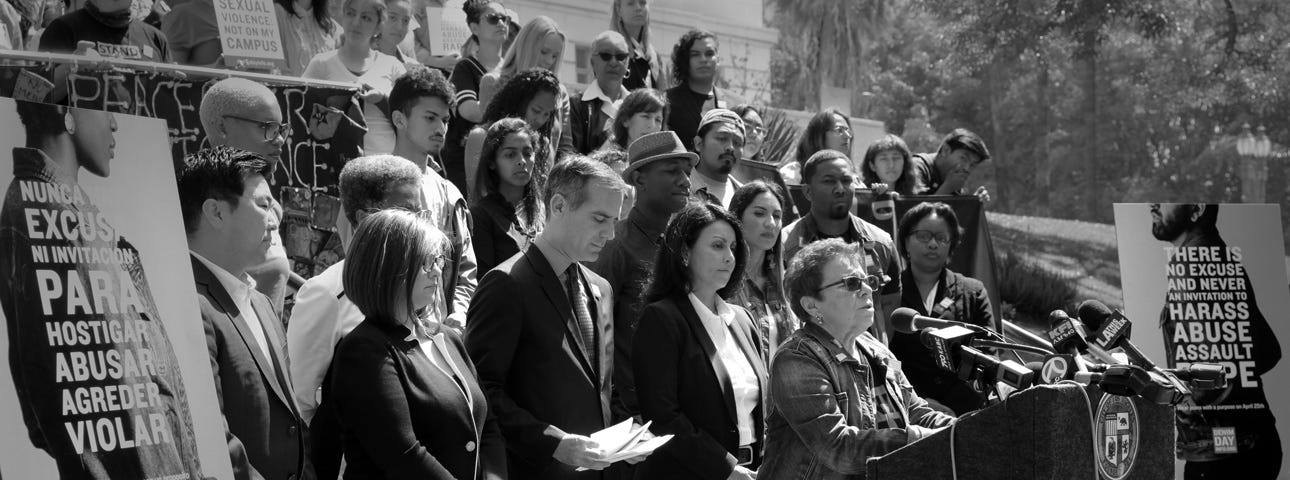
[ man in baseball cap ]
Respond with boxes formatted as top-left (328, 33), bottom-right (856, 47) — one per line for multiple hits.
top-left (590, 130), bottom-right (695, 420)
top-left (690, 108), bottom-right (745, 207)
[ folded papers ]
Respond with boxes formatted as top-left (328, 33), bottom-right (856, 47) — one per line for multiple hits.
top-left (575, 419), bottom-right (673, 470)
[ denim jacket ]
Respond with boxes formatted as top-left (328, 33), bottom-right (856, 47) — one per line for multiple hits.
top-left (759, 322), bottom-right (956, 480)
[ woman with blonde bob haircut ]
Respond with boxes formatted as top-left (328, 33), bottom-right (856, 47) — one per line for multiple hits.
top-left (331, 210), bottom-right (506, 479)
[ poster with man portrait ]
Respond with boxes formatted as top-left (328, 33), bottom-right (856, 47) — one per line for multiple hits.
top-left (1114, 203), bottom-right (1289, 479)
top-left (0, 98), bottom-right (232, 479)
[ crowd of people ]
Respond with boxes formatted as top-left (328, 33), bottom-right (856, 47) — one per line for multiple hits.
top-left (3, 0), bottom-right (1012, 478)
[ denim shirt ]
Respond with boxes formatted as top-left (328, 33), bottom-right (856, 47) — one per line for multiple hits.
top-left (760, 322), bottom-right (956, 480)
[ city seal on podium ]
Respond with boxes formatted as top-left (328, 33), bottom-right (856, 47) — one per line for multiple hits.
top-left (1095, 393), bottom-right (1141, 480)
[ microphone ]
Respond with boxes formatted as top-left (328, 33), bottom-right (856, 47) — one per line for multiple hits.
top-left (892, 307), bottom-right (992, 337)
top-left (1073, 364), bottom-right (1183, 405)
top-left (1045, 310), bottom-right (1089, 372)
top-left (919, 326), bottom-right (1035, 390)
top-left (1078, 300), bottom-right (1158, 372)
top-left (1035, 354), bottom-right (1078, 384)
top-left (1166, 363), bottom-right (1228, 390)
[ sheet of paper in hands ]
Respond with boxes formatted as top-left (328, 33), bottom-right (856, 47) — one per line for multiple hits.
top-left (576, 419), bottom-right (674, 470)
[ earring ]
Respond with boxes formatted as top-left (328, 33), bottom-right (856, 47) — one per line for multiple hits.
top-left (812, 313), bottom-right (823, 325)
top-left (64, 113), bottom-right (75, 135)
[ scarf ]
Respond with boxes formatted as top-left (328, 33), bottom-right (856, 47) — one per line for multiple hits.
top-left (83, 0), bottom-right (133, 29)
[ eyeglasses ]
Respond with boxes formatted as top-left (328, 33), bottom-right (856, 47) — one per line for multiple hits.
top-left (223, 115), bottom-right (290, 142)
top-left (828, 125), bottom-right (852, 136)
top-left (421, 254), bottom-right (446, 275)
top-left (745, 125), bottom-right (765, 137)
top-left (911, 230), bottom-right (951, 245)
top-left (817, 273), bottom-right (880, 293)
top-left (483, 12), bottom-right (509, 25)
top-left (596, 52), bottom-right (630, 63)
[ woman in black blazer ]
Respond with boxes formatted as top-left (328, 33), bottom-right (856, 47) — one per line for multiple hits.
top-left (633, 203), bottom-right (768, 480)
top-left (470, 118), bottom-right (544, 274)
top-left (331, 210), bottom-right (506, 479)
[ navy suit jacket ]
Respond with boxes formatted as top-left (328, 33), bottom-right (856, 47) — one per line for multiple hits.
top-left (632, 293), bottom-right (768, 480)
top-left (331, 319), bottom-right (506, 479)
top-left (465, 247), bottom-right (615, 480)
top-left (192, 255), bottom-right (310, 480)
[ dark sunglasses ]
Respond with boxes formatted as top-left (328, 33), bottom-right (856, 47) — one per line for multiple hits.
top-left (596, 52), bottom-right (630, 62)
top-left (483, 12), bottom-right (510, 25)
top-left (817, 274), bottom-right (880, 293)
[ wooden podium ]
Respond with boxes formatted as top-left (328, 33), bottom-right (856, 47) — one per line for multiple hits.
top-left (866, 383), bottom-right (1174, 479)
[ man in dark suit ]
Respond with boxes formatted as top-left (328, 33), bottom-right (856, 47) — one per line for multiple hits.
top-left (179, 146), bottom-right (311, 480)
top-left (564, 31), bottom-right (630, 156)
top-left (466, 157), bottom-right (631, 479)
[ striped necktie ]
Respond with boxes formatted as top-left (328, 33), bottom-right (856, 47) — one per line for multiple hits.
top-left (566, 265), bottom-right (597, 372)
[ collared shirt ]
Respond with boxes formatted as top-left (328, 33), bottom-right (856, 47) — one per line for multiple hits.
top-left (688, 293), bottom-right (760, 446)
top-left (533, 235), bottom-right (576, 294)
top-left (590, 208), bottom-right (664, 329)
top-left (782, 213), bottom-right (900, 298)
top-left (191, 251), bottom-right (277, 379)
top-left (690, 171), bottom-right (741, 208)
top-left (287, 259), bottom-right (363, 422)
top-left (580, 80), bottom-right (627, 133)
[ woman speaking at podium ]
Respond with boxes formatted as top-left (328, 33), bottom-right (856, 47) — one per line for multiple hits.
top-left (760, 239), bottom-right (955, 479)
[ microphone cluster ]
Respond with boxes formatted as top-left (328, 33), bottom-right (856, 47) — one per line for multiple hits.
top-left (892, 301), bottom-right (1228, 406)
top-left (1039, 300), bottom-right (1228, 405)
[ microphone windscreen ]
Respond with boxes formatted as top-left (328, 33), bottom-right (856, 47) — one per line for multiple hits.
top-left (891, 308), bottom-right (919, 334)
top-left (1077, 300), bottom-right (1115, 331)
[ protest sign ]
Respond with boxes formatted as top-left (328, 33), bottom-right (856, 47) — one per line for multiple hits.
top-left (1115, 203), bottom-right (1289, 478)
top-left (0, 98), bottom-right (233, 479)
top-left (425, 0), bottom-right (471, 56)
top-left (212, 0), bottom-right (287, 72)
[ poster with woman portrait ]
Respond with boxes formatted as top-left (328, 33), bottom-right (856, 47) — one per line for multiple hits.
top-left (1115, 203), bottom-right (1289, 479)
top-left (0, 98), bottom-right (232, 479)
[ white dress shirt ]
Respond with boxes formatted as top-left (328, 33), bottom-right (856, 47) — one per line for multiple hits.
top-left (688, 293), bottom-right (760, 446)
top-left (191, 252), bottom-right (277, 379)
top-left (286, 259), bottom-right (364, 423)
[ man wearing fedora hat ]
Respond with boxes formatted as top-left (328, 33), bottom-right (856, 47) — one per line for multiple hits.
top-left (591, 131), bottom-right (696, 421)
top-left (690, 108), bottom-right (745, 208)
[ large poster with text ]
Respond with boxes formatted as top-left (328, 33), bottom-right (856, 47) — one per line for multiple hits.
top-left (0, 98), bottom-right (233, 478)
top-left (0, 65), bottom-right (367, 279)
top-left (1115, 203), bottom-right (1288, 479)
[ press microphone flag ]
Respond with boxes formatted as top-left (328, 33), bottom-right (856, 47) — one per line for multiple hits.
top-left (1078, 300), bottom-right (1158, 372)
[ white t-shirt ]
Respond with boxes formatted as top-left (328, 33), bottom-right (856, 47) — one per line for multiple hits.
top-left (303, 49), bottom-right (407, 155)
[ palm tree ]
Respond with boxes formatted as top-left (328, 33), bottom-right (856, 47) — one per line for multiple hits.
top-left (767, 0), bottom-right (887, 112)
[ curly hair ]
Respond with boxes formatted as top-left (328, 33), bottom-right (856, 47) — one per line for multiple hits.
top-left (338, 154), bottom-right (424, 226)
top-left (390, 65), bottom-right (457, 116)
top-left (611, 88), bottom-right (668, 150)
top-left (481, 68), bottom-right (561, 185)
top-left (474, 118), bottom-right (544, 232)
top-left (784, 238), bottom-right (862, 321)
top-left (670, 29), bottom-right (717, 86)
top-left (645, 202), bottom-right (748, 304)
top-left (859, 134), bottom-right (915, 194)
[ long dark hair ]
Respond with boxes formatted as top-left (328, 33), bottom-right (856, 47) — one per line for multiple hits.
top-left (795, 108), bottom-right (847, 166)
top-left (481, 68), bottom-right (561, 187)
top-left (275, 0), bottom-right (336, 34)
top-left (474, 117), bottom-right (544, 232)
top-left (670, 29), bottom-right (716, 87)
top-left (645, 202), bottom-right (748, 304)
top-left (729, 180), bottom-right (785, 275)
